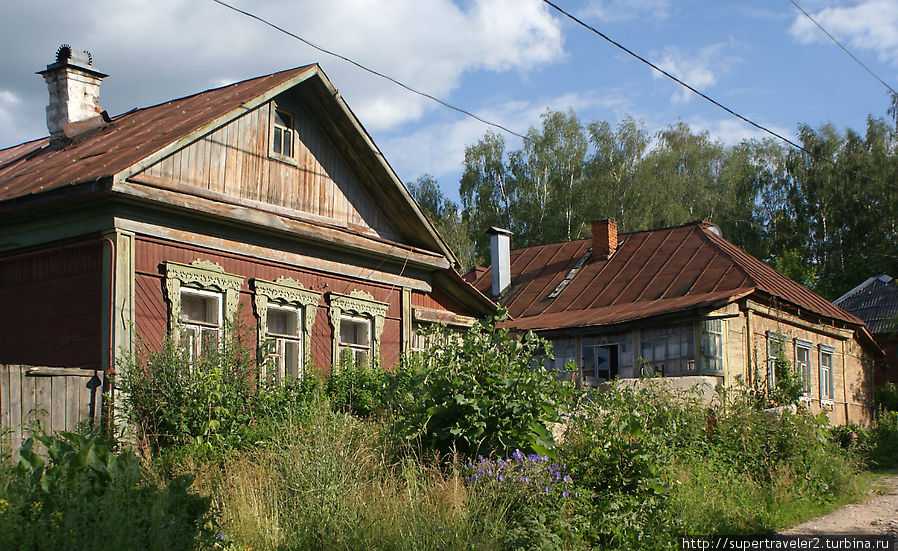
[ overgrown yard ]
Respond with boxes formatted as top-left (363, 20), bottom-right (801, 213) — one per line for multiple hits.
top-left (1, 317), bottom-right (895, 550)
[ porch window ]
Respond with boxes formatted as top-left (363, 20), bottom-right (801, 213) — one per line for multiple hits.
top-left (819, 345), bottom-right (835, 401)
top-left (794, 340), bottom-right (812, 397)
top-left (700, 319), bottom-right (723, 373)
top-left (582, 344), bottom-right (619, 383)
top-left (180, 287), bottom-right (222, 363)
top-left (639, 325), bottom-right (695, 376)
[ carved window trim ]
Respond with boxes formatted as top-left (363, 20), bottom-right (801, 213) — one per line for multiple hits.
top-left (252, 278), bottom-right (320, 377)
top-left (164, 260), bottom-right (243, 337)
top-left (328, 290), bottom-right (389, 367)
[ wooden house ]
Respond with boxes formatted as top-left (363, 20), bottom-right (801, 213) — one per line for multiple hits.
top-left (834, 274), bottom-right (898, 389)
top-left (467, 220), bottom-right (881, 425)
top-left (0, 46), bottom-right (494, 446)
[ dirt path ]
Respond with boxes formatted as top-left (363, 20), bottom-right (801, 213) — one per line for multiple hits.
top-left (783, 475), bottom-right (898, 536)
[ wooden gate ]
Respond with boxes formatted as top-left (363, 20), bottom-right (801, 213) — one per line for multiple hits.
top-left (0, 365), bottom-right (103, 455)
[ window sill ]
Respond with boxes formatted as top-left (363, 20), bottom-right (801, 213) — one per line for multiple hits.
top-left (820, 399), bottom-right (835, 408)
top-left (269, 152), bottom-right (298, 167)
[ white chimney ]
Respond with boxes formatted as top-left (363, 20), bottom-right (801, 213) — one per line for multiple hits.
top-left (37, 45), bottom-right (107, 140)
top-left (488, 227), bottom-right (512, 297)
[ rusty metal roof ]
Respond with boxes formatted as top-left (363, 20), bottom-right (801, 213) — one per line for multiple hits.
top-left (0, 65), bottom-right (315, 202)
top-left (470, 221), bottom-right (863, 331)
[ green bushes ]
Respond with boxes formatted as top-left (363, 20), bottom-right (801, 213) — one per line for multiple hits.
top-left (0, 431), bottom-right (211, 550)
top-left (389, 316), bottom-right (573, 457)
top-left (557, 382), bottom-right (863, 550)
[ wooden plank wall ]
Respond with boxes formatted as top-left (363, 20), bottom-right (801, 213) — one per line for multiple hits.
top-left (139, 99), bottom-right (401, 242)
top-left (0, 365), bottom-right (103, 455)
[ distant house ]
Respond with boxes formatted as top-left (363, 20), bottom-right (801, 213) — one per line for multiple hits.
top-left (834, 274), bottom-right (898, 388)
top-left (0, 46), bottom-right (493, 446)
top-left (466, 220), bottom-right (881, 425)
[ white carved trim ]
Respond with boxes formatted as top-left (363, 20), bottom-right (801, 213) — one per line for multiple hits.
top-left (252, 277), bottom-right (321, 372)
top-left (329, 290), bottom-right (389, 367)
top-left (164, 259), bottom-right (243, 335)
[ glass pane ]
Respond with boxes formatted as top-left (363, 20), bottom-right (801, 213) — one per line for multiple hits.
top-left (268, 307), bottom-right (298, 336)
top-left (285, 340), bottom-right (300, 379)
top-left (340, 318), bottom-right (370, 346)
top-left (273, 127), bottom-right (283, 154)
top-left (182, 326), bottom-right (197, 363)
top-left (274, 110), bottom-right (290, 127)
top-left (354, 349), bottom-right (369, 367)
top-left (283, 129), bottom-right (293, 157)
top-left (181, 291), bottom-right (219, 323)
top-left (666, 339), bottom-right (680, 359)
top-left (201, 327), bottom-right (219, 357)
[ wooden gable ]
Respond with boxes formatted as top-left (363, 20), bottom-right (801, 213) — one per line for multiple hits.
top-left (133, 91), bottom-right (401, 242)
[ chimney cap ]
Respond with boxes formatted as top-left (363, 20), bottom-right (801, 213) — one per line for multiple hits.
top-left (37, 44), bottom-right (108, 78)
top-left (487, 226), bottom-right (512, 236)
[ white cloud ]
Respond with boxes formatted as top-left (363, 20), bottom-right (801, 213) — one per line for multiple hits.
top-left (788, 0), bottom-right (898, 66)
top-left (0, 0), bottom-right (564, 144)
top-left (579, 0), bottom-right (670, 22)
top-left (652, 41), bottom-right (737, 103)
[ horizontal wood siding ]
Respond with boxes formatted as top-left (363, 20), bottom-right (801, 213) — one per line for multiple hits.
top-left (134, 235), bottom-right (409, 368)
top-left (0, 364), bottom-right (103, 454)
top-left (139, 98), bottom-right (400, 242)
top-left (412, 287), bottom-right (466, 316)
top-left (0, 238), bottom-right (103, 369)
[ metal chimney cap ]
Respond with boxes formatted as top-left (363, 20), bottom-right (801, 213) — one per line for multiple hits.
top-left (38, 44), bottom-right (107, 78)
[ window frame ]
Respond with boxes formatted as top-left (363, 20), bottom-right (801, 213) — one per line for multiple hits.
top-left (700, 319), bottom-right (725, 375)
top-left (178, 286), bottom-right (223, 364)
top-left (269, 104), bottom-right (297, 165)
top-left (819, 344), bottom-right (835, 402)
top-left (766, 331), bottom-right (785, 390)
top-left (252, 277), bottom-right (320, 381)
top-left (328, 290), bottom-right (388, 368)
top-left (794, 339), bottom-right (813, 399)
top-left (338, 314), bottom-right (373, 367)
top-left (164, 260), bottom-right (243, 362)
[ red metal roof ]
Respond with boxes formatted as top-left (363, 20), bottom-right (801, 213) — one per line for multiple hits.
top-left (470, 221), bottom-right (863, 331)
top-left (0, 65), bottom-right (315, 202)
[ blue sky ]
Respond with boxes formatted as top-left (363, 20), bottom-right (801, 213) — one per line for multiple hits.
top-left (1, 0), bottom-right (896, 203)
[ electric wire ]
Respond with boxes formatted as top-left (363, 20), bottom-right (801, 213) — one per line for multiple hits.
top-left (540, 0), bottom-right (898, 192)
top-left (210, 0), bottom-right (897, 192)
top-left (209, 0), bottom-right (530, 143)
top-left (788, 0), bottom-right (898, 97)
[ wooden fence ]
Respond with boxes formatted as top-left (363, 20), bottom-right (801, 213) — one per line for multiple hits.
top-left (0, 365), bottom-right (104, 454)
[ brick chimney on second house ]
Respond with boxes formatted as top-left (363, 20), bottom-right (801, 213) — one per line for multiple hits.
top-left (37, 44), bottom-right (108, 141)
top-left (591, 219), bottom-right (618, 259)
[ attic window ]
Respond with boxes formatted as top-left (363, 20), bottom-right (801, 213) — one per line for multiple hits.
top-left (272, 108), bottom-right (294, 158)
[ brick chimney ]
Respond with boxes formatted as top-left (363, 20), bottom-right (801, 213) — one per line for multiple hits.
top-left (488, 227), bottom-right (512, 297)
top-left (37, 45), bottom-right (107, 140)
top-left (591, 219), bottom-right (617, 259)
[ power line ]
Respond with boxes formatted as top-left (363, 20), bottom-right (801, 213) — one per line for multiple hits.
top-left (788, 0), bottom-right (898, 97)
top-left (209, 0), bottom-right (529, 143)
top-left (540, 0), bottom-right (898, 192)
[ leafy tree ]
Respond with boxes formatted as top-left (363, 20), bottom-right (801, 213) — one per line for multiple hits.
top-left (407, 175), bottom-right (477, 270)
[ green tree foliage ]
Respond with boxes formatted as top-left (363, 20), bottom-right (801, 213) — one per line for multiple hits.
top-left (451, 107), bottom-right (898, 297)
top-left (407, 174), bottom-right (477, 270)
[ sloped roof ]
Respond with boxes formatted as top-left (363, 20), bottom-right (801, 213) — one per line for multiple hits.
top-left (834, 274), bottom-right (898, 334)
top-left (0, 66), bottom-right (314, 201)
top-left (469, 221), bottom-right (863, 332)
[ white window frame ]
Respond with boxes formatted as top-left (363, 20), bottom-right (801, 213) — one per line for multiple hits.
top-left (252, 277), bottom-right (320, 382)
top-left (794, 339), bottom-right (812, 399)
top-left (338, 315), bottom-right (373, 367)
top-left (265, 303), bottom-right (303, 381)
top-left (164, 259), bottom-right (243, 363)
top-left (700, 319), bottom-right (724, 374)
top-left (766, 331), bottom-right (785, 390)
top-left (328, 290), bottom-right (388, 369)
top-left (269, 104), bottom-right (297, 164)
top-left (179, 287), bottom-right (223, 364)
top-left (819, 345), bottom-right (835, 403)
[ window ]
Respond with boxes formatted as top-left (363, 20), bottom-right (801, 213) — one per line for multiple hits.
top-left (339, 315), bottom-right (372, 367)
top-left (272, 108), bottom-right (294, 158)
top-left (794, 340), bottom-right (812, 397)
top-left (252, 277), bottom-right (320, 381)
top-left (583, 344), bottom-right (618, 383)
top-left (180, 287), bottom-right (222, 363)
top-left (164, 260), bottom-right (243, 363)
top-left (640, 325), bottom-right (695, 376)
top-left (329, 290), bottom-right (388, 368)
top-left (701, 319), bottom-right (724, 373)
top-left (819, 345), bottom-right (835, 401)
top-left (766, 332), bottom-right (785, 390)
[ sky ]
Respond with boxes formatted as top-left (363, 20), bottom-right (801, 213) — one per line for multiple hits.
top-left (1, 0), bottom-right (897, 203)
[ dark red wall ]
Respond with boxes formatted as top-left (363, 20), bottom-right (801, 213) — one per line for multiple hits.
top-left (0, 236), bottom-right (103, 369)
top-left (133, 235), bottom-right (464, 369)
